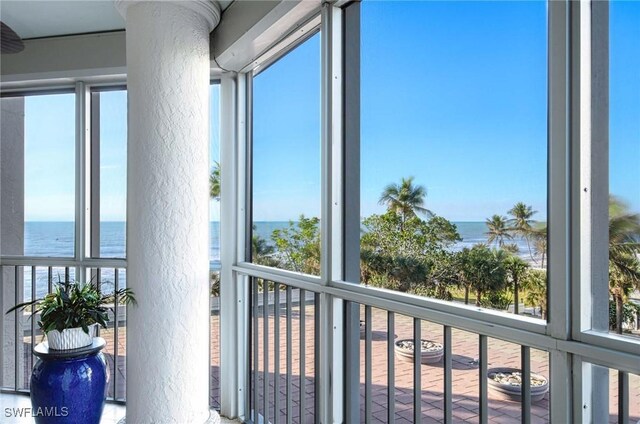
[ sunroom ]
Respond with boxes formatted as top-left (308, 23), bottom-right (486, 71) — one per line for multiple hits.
top-left (1, 1), bottom-right (639, 423)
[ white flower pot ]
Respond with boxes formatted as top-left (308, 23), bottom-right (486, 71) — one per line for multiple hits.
top-left (46, 324), bottom-right (97, 350)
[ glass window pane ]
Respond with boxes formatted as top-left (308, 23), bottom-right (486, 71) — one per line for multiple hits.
top-left (360, 2), bottom-right (548, 317)
top-left (608, 0), bottom-right (640, 338)
top-left (210, 84), bottom-right (221, 267)
top-left (209, 83), bottom-right (222, 410)
top-left (1, 93), bottom-right (76, 257)
top-left (251, 34), bottom-right (322, 275)
top-left (95, 90), bottom-right (127, 258)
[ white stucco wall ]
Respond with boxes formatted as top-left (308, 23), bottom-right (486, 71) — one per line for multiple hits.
top-left (0, 97), bottom-right (25, 388)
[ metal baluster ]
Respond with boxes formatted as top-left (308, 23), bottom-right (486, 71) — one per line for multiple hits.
top-left (413, 318), bottom-right (421, 424)
top-left (444, 326), bottom-right (452, 424)
top-left (479, 335), bottom-right (488, 424)
top-left (253, 278), bottom-right (259, 422)
top-left (14, 266), bottom-right (20, 390)
top-left (387, 311), bottom-right (395, 423)
top-left (113, 269), bottom-right (119, 400)
top-left (618, 370), bottom-right (629, 424)
top-left (64, 266), bottom-right (69, 282)
top-left (365, 305), bottom-right (372, 423)
top-left (263, 280), bottom-right (269, 424)
top-left (286, 286), bottom-right (293, 424)
top-left (521, 346), bottom-right (531, 424)
top-left (31, 266), bottom-right (36, 384)
top-left (274, 284), bottom-right (281, 422)
top-left (95, 268), bottom-right (101, 337)
top-left (47, 266), bottom-right (53, 294)
top-left (300, 289), bottom-right (306, 421)
top-left (314, 293), bottom-right (320, 424)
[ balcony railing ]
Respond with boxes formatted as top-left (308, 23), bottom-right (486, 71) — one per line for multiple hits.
top-left (0, 263), bottom-right (127, 402)
top-left (248, 278), bottom-right (321, 423)
top-left (0, 260), bottom-right (222, 409)
top-left (2, 260), bottom-right (638, 422)
top-left (245, 274), bottom-right (639, 424)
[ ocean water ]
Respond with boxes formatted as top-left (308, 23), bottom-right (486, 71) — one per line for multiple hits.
top-left (15, 220), bottom-right (532, 299)
top-left (20, 221), bottom-right (530, 259)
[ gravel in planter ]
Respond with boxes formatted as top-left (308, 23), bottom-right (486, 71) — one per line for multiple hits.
top-left (395, 339), bottom-right (443, 352)
top-left (492, 371), bottom-right (547, 387)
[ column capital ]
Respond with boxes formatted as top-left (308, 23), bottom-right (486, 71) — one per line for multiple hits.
top-left (115, 0), bottom-right (221, 32)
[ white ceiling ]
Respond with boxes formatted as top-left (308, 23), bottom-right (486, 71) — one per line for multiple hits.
top-left (0, 0), bottom-right (233, 40)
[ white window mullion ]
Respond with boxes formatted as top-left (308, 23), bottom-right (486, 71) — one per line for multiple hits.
top-left (75, 81), bottom-right (90, 283)
top-left (587, 0), bottom-right (611, 335)
top-left (340, 2), bottom-right (361, 423)
top-left (547, 0), bottom-right (571, 343)
top-left (583, 1), bottom-right (611, 422)
top-left (219, 72), bottom-right (248, 420)
top-left (548, 0), bottom-right (573, 421)
top-left (320, 2), bottom-right (346, 422)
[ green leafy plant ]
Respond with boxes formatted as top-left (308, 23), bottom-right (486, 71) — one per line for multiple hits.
top-left (210, 271), bottom-right (220, 297)
top-left (272, 215), bottom-right (320, 274)
top-left (6, 278), bottom-right (136, 335)
top-left (479, 290), bottom-right (513, 311)
top-left (609, 300), bottom-right (639, 332)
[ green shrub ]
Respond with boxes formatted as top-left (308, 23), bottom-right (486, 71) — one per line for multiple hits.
top-left (609, 300), bottom-right (639, 331)
top-left (479, 290), bottom-right (512, 310)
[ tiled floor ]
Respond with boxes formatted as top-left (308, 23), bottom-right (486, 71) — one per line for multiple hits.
top-left (0, 393), bottom-right (239, 424)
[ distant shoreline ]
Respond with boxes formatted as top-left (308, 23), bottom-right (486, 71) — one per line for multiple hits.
top-left (22, 221), bottom-right (545, 264)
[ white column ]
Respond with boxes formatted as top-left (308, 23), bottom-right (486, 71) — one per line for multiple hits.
top-left (115, 1), bottom-right (220, 423)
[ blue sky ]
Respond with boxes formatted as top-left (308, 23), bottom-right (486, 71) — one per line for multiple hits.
top-left (610, 0), bottom-right (640, 214)
top-left (21, 1), bottom-right (639, 222)
top-left (24, 93), bottom-right (75, 221)
top-left (360, 1), bottom-right (549, 221)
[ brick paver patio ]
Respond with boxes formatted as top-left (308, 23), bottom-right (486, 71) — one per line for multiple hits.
top-left (16, 299), bottom-right (640, 423)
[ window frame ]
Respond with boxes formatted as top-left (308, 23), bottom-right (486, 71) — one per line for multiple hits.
top-left (0, 80), bottom-right (128, 275)
top-left (88, 85), bottom-right (128, 261)
top-left (232, 2), bottom-right (640, 423)
top-left (0, 87), bottom-right (78, 260)
top-left (246, 16), bottom-right (324, 279)
top-left (573, 0), bottom-right (640, 356)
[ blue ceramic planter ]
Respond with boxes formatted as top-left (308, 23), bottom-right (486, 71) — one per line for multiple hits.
top-left (31, 338), bottom-right (108, 424)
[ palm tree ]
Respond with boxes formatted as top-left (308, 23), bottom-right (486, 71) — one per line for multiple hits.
top-left (379, 177), bottom-right (433, 229)
top-left (608, 197), bottom-right (640, 334)
top-left (531, 223), bottom-right (547, 268)
top-left (522, 269), bottom-right (547, 319)
top-left (458, 244), bottom-right (507, 306)
top-left (252, 232), bottom-right (276, 267)
top-left (210, 161), bottom-right (220, 200)
top-left (504, 255), bottom-right (529, 314)
top-left (508, 202), bottom-right (537, 263)
top-left (485, 215), bottom-right (513, 247)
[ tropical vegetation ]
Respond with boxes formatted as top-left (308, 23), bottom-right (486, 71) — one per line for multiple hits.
top-left (210, 161), bottom-right (220, 200)
top-left (508, 202), bottom-right (537, 263)
top-left (272, 216), bottom-right (321, 275)
top-left (486, 215), bottom-right (512, 248)
top-left (504, 255), bottom-right (529, 314)
top-left (6, 278), bottom-right (136, 334)
top-left (608, 197), bottom-right (640, 333)
top-left (379, 177), bottom-right (433, 229)
top-left (210, 171), bottom-right (639, 334)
